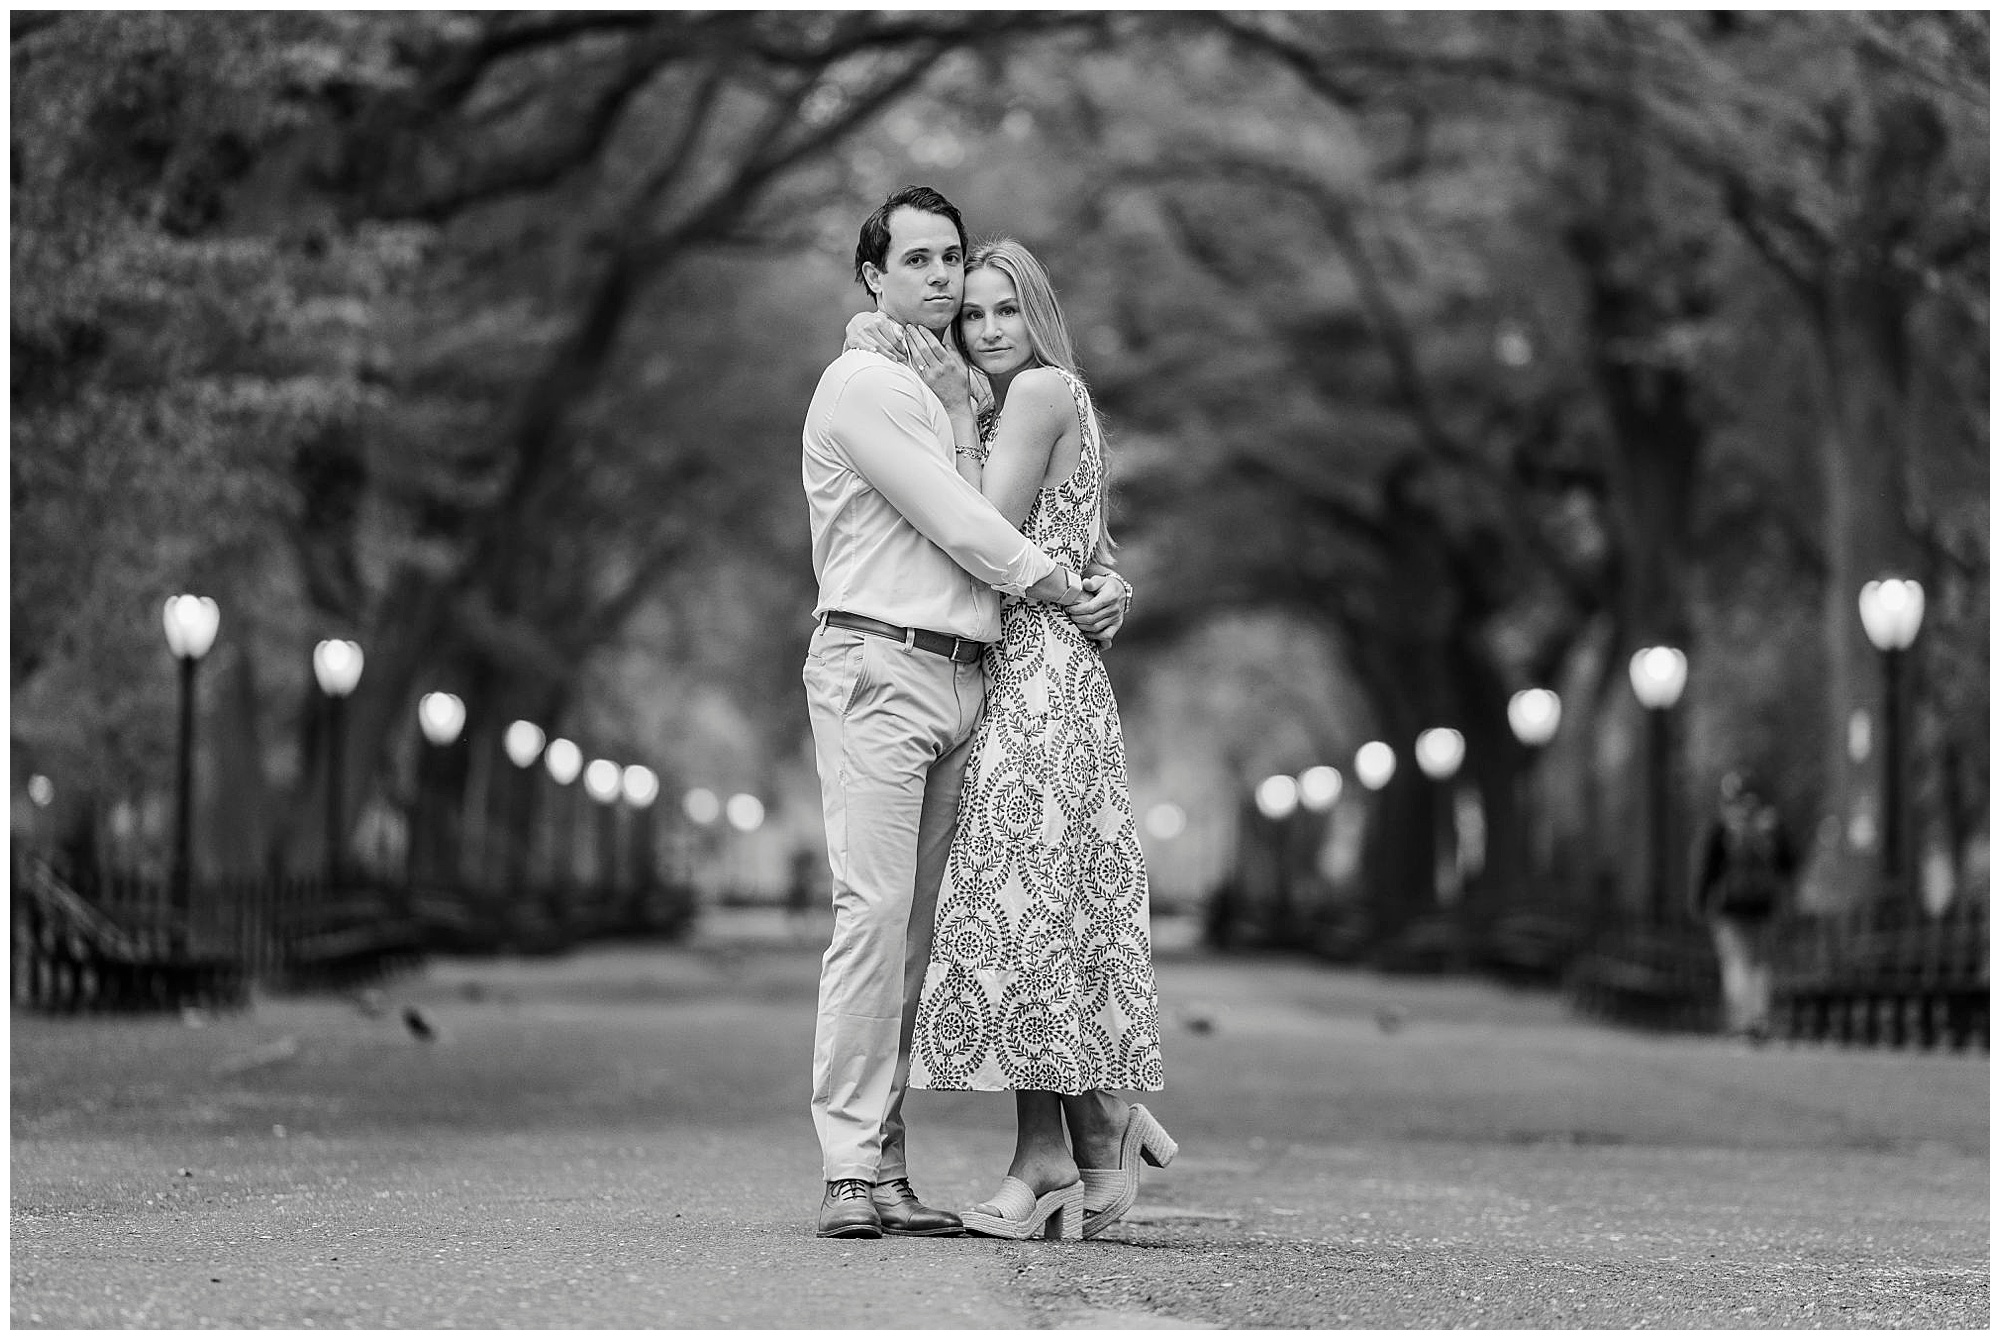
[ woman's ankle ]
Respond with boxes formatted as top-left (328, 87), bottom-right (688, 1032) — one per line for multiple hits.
top-left (1005, 1139), bottom-right (1080, 1194)
top-left (1065, 1090), bottom-right (1128, 1167)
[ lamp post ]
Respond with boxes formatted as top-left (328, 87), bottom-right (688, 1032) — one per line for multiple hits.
top-left (415, 691), bottom-right (465, 887)
top-left (681, 786), bottom-right (720, 894)
top-left (1253, 773), bottom-right (1302, 936)
top-left (1628, 646), bottom-right (1689, 924)
top-left (502, 720), bottom-right (545, 905)
top-left (163, 595), bottom-right (220, 939)
top-left (311, 640), bottom-right (364, 884)
top-left (544, 738), bottom-right (583, 884)
top-left (1292, 766), bottom-right (1343, 936)
top-left (725, 792), bottom-right (765, 898)
top-left (1858, 579), bottom-right (1925, 902)
top-left (584, 758), bottom-right (623, 906)
top-left (538, 737), bottom-right (581, 935)
top-left (621, 764), bottom-right (660, 928)
top-left (1415, 728), bottom-right (1466, 904)
top-left (1507, 689), bottom-right (1562, 906)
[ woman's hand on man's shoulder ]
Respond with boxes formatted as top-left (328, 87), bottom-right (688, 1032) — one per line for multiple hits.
top-left (843, 311), bottom-right (906, 359)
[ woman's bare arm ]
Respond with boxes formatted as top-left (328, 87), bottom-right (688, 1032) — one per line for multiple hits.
top-left (979, 368), bottom-right (1073, 529)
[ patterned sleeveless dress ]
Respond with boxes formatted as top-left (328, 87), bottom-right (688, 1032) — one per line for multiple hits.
top-left (910, 369), bottom-right (1165, 1095)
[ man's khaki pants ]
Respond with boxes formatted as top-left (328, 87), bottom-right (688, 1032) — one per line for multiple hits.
top-left (802, 622), bottom-right (983, 1183)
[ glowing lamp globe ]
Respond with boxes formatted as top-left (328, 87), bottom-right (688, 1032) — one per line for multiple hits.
top-left (503, 720), bottom-right (546, 769)
top-left (1628, 647), bottom-right (1688, 711)
top-left (1298, 765), bottom-right (1343, 812)
top-left (312, 640), bottom-right (364, 697)
top-left (1415, 728), bottom-right (1465, 782)
top-left (683, 787), bottom-right (721, 825)
top-left (1507, 688), bottom-right (1562, 748)
top-left (1858, 579), bottom-right (1925, 652)
top-left (584, 758), bottom-right (622, 804)
top-left (725, 793), bottom-right (766, 833)
top-left (417, 692), bottom-right (465, 745)
top-left (1354, 742), bottom-right (1396, 791)
top-left (621, 765), bottom-right (659, 808)
top-left (1254, 774), bottom-right (1299, 821)
top-left (545, 737), bottom-right (583, 785)
top-left (162, 595), bottom-right (221, 661)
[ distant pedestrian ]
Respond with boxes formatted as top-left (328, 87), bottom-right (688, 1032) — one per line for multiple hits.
top-left (1692, 771), bottom-right (1798, 1040)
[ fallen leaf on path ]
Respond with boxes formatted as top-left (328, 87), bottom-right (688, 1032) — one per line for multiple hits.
top-left (210, 1036), bottom-right (300, 1078)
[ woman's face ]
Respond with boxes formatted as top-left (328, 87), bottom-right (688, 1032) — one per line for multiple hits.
top-left (958, 267), bottom-right (1034, 377)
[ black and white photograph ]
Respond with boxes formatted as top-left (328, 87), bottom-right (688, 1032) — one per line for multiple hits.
top-left (9, 9), bottom-right (1989, 1329)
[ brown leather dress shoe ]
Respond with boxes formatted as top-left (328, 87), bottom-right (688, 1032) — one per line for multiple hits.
top-left (873, 1176), bottom-right (964, 1237)
top-left (817, 1178), bottom-right (883, 1239)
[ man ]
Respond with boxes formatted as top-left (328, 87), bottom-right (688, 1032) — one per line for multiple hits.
top-left (800, 185), bottom-right (1125, 1239)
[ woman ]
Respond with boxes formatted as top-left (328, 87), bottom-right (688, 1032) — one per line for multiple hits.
top-left (844, 239), bottom-right (1175, 1241)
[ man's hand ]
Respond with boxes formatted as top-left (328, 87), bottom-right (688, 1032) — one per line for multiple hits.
top-left (843, 311), bottom-right (906, 359)
top-left (1065, 572), bottom-right (1127, 645)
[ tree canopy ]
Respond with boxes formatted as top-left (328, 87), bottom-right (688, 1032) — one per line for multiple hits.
top-left (12, 12), bottom-right (1986, 929)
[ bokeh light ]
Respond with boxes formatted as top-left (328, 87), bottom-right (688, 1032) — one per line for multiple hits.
top-left (725, 793), bottom-right (766, 833)
top-left (683, 787), bottom-right (721, 825)
top-left (1255, 774), bottom-right (1299, 821)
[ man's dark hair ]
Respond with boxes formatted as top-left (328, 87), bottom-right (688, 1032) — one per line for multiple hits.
top-left (853, 184), bottom-right (966, 290)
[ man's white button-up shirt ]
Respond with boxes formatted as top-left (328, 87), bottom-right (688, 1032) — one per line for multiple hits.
top-left (803, 350), bottom-right (1058, 643)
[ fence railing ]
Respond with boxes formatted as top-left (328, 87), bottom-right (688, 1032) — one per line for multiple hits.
top-left (1772, 896), bottom-right (1989, 1049)
top-left (13, 858), bottom-right (253, 1011)
top-left (11, 853), bottom-right (700, 1014)
top-left (1562, 895), bottom-right (1988, 1051)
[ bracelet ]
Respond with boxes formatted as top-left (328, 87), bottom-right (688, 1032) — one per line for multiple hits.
top-left (1118, 575), bottom-right (1136, 618)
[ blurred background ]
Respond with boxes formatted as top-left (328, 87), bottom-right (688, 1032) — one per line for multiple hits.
top-left (9, 13), bottom-right (1987, 1030)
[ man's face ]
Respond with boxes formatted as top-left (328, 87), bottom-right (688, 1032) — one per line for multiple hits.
top-left (863, 206), bottom-right (963, 332)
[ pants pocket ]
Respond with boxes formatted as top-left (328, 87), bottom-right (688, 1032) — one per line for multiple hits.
top-left (840, 634), bottom-right (873, 715)
top-left (805, 627), bottom-right (870, 715)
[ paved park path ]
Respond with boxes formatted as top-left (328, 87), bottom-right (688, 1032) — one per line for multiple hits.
top-left (11, 911), bottom-right (1988, 1328)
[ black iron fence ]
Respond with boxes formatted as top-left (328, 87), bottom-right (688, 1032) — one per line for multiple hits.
top-left (1562, 895), bottom-right (1989, 1051)
top-left (11, 855), bottom-right (697, 1014)
top-left (1773, 897), bottom-right (1989, 1049)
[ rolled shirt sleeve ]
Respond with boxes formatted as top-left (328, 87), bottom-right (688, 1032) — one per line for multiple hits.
top-left (829, 366), bottom-right (1058, 597)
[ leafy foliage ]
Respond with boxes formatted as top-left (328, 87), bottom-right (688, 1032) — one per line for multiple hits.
top-left (11, 13), bottom-right (1986, 923)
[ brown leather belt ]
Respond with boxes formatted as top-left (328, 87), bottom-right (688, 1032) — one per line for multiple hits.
top-left (823, 611), bottom-right (988, 664)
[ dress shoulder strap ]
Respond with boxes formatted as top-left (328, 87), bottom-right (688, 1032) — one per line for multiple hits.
top-left (1047, 366), bottom-right (1099, 469)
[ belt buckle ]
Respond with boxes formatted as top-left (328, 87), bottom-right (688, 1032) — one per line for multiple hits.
top-left (954, 637), bottom-right (976, 663)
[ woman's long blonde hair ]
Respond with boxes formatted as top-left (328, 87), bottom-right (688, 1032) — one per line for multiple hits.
top-left (960, 237), bottom-right (1116, 565)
